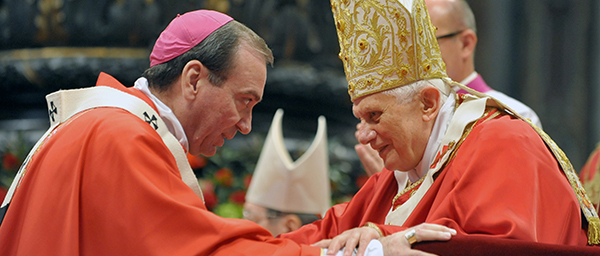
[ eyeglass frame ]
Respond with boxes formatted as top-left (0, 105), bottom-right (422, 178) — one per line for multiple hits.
top-left (436, 29), bottom-right (466, 40)
top-left (243, 208), bottom-right (288, 222)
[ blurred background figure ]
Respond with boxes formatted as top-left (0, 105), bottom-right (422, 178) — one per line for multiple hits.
top-left (426, 0), bottom-right (541, 127)
top-left (244, 109), bottom-right (331, 236)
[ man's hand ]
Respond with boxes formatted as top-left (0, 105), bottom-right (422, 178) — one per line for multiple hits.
top-left (380, 223), bottom-right (456, 256)
top-left (355, 144), bottom-right (384, 176)
top-left (355, 122), bottom-right (384, 176)
top-left (312, 226), bottom-right (380, 256)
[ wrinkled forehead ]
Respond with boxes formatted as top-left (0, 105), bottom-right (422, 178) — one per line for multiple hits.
top-left (351, 92), bottom-right (385, 118)
top-left (351, 94), bottom-right (367, 117)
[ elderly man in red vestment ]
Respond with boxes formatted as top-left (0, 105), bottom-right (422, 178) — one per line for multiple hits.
top-left (355, 0), bottom-right (543, 176)
top-left (0, 9), bottom-right (455, 256)
top-left (279, 0), bottom-right (600, 255)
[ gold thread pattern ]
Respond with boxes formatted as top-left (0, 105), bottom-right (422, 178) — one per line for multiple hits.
top-left (391, 175), bottom-right (425, 210)
top-left (443, 106), bottom-right (499, 168)
top-left (330, 0), bottom-right (447, 101)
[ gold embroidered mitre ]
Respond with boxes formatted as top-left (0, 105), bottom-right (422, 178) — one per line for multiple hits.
top-left (331, 0), bottom-right (448, 101)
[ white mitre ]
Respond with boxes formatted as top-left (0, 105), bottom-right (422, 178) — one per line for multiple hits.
top-left (246, 109), bottom-right (331, 215)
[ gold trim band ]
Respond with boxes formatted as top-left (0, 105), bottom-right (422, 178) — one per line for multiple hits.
top-left (364, 222), bottom-right (384, 238)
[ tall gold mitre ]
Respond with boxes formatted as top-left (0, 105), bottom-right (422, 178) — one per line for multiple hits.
top-left (331, 0), bottom-right (448, 101)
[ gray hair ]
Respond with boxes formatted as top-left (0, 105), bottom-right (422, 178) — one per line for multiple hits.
top-left (382, 79), bottom-right (450, 105)
top-left (142, 20), bottom-right (274, 91)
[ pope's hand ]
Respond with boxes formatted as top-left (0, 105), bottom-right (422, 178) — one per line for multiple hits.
top-left (380, 223), bottom-right (456, 256)
top-left (355, 144), bottom-right (384, 176)
top-left (312, 226), bottom-right (380, 256)
top-left (355, 122), bottom-right (384, 176)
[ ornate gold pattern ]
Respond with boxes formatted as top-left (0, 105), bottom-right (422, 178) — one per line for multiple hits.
top-left (443, 106), bottom-right (499, 168)
top-left (392, 175), bottom-right (425, 210)
top-left (330, 0), bottom-right (447, 101)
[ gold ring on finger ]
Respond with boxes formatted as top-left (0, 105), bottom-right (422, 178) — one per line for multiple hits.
top-left (405, 229), bottom-right (417, 245)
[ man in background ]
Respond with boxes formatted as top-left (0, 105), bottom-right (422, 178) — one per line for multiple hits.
top-left (427, 0), bottom-right (541, 127)
top-left (243, 109), bottom-right (329, 237)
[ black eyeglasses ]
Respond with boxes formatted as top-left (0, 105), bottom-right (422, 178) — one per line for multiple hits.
top-left (436, 30), bottom-right (465, 40)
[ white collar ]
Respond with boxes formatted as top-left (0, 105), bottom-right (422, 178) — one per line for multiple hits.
top-left (396, 93), bottom-right (456, 184)
top-left (451, 71), bottom-right (478, 92)
top-left (460, 71), bottom-right (478, 85)
top-left (133, 77), bottom-right (189, 152)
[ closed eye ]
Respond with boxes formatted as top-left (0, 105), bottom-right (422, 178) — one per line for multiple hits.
top-left (236, 97), bottom-right (254, 111)
top-left (368, 111), bottom-right (381, 122)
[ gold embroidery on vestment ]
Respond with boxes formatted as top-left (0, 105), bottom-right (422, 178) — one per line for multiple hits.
top-left (444, 102), bottom-right (500, 168)
top-left (392, 175), bottom-right (426, 210)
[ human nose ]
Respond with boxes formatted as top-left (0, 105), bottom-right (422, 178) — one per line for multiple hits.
top-left (236, 112), bottom-right (252, 135)
top-left (355, 121), bottom-right (376, 145)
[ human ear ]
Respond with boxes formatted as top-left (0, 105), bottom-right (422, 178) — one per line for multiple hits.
top-left (181, 60), bottom-right (209, 101)
top-left (420, 86), bottom-right (441, 122)
top-left (283, 214), bottom-right (303, 233)
top-left (460, 29), bottom-right (477, 59)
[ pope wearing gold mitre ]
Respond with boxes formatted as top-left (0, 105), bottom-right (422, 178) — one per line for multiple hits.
top-left (280, 0), bottom-right (600, 248)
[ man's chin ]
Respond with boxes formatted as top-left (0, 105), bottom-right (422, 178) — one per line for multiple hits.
top-left (383, 165), bottom-right (396, 172)
top-left (383, 162), bottom-right (395, 171)
top-left (201, 151), bottom-right (216, 157)
top-left (383, 160), bottom-right (404, 172)
top-left (196, 146), bottom-right (218, 157)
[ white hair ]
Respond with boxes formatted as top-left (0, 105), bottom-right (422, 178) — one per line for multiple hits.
top-left (382, 79), bottom-right (451, 105)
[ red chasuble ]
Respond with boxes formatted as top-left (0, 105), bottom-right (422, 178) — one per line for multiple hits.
top-left (0, 73), bottom-right (321, 256)
top-left (281, 112), bottom-right (589, 246)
